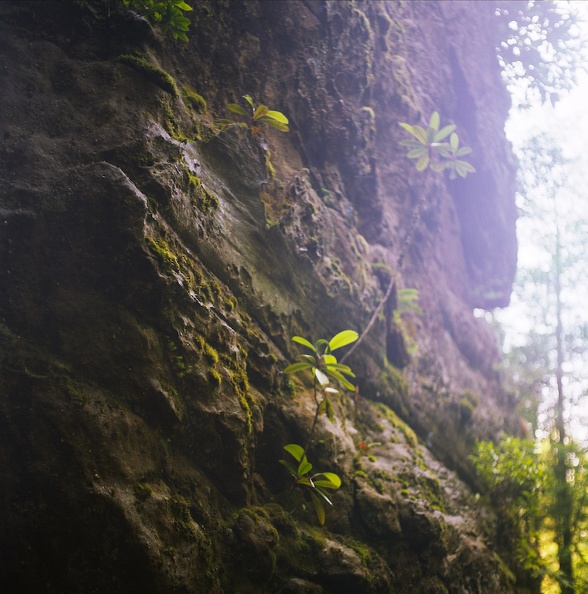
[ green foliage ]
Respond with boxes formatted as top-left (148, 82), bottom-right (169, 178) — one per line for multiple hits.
top-left (279, 444), bottom-right (341, 525)
top-left (283, 330), bottom-right (358, 391)
top-left (281, 331), bottom-right (357, 524)
top-left (472, 437), bottom-right (541, 507)
top-left (399, 111), bottom-right (475, 179)
top-left (541, 439), bottom-right (588, 593)
top-left (471, 437), bottom-right (544, 574)
top-left (122, 0), bottom-right (193, 42)
top-left (226, 95), bottom-right (290, 132)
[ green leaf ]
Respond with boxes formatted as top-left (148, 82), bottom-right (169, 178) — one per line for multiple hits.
top-left (260, 118), bottom-right (289, 132)
top-left (297, 354), bottom-right (316, 363)
top-left (450, 132), bottom-right (459, 151)
top-left (315, 339), bottom-right (330, 352)
top-left (172, 15), bottom-right (191, 28)
top-left (323, 354), bottom-right (338, 366)
top-left (284, 443), bottom-right (305, 462)
top-left (313, 472), bottom-right (342, 488)
top-left (243, 95), bottom-right (255, 110)
top-left (456, 163), bottom-right (467, 178)
top-left (399, 139), bottom-right (424, 148)
top-left (292, 336), bottom-right (316, 351)
top-left (435, 124), bottom-right (456, 141)
top-left (325, 368), bottom-right (355, 390)
top-left (298, 459), bottom-right (312, 475)
top-left (174, 30), bottom-right (189, 42)
top-left (416, 154), bottom-right (429, 171)
top-left (309, 491), bottom-right (326, 525)
top-left (430, 161), bottom-right (446, 173)
top-left (265, 110), bottom-right (289, 124)
top-left (434, 144), bottom-right (452, 159)
top-left (429, 111), bottom-right (440, 130)
top-left (175, 1), bottom-right (193, 10)
top-left (283, 361), bottom-right (313, 374)
top-left (325, 397), bottom-right (334, 422)
top-left (456, 146), bottom-right (472, 157)
top-left (326, 363), bottom-right (355, 377)
top-left (456, 161), bottom-right (476, 176)
top-left (407, 148), bottom-right (427, 159)
top-left (328, 330), bottom-right (358, 351)
top-left (312, 486), bottom-right (333, 505)
top-left (399, 123), bottom-right (427, 144)
top-left (253, 104), bottom-right (269, 120)
top-left (227, 103), bottom-right (249, 116)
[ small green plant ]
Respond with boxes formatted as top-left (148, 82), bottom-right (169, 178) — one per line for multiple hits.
top-left (226, 95), bottom-right (290, 132)
top-left (122, 0), bottom-right (193, 41)
top-left (284, 330), bottom-right (358, 391)
top-left (279, 444), bottom-right (341, 525)
top-left (281, 330), bottom-right (357, 524)
top-left (284, 330), bottom-right (357, 435)
top-left (399, 111), bottom-right (475, 179)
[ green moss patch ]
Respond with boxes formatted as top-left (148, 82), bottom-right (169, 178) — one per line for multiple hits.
top-left (117, 54), bottom-right (178, 98)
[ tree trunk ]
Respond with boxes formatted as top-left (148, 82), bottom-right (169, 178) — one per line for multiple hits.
top-left (554, 223), bottom-right (574, 594)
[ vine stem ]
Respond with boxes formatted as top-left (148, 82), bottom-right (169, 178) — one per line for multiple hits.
top-left (340, 190), bottom-right (427, 364)
top-left (303, 380), bottom-right (321, 454)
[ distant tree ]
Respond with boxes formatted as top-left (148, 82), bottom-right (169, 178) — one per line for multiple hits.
top-left (495, 0), bottom-right (586, 107)
top-left (471, 437), bottom-right (544, 589)
top-left (501, 133), bottom-right (588, 593)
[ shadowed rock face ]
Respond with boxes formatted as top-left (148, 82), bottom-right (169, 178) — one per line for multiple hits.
top-left (0, 1), bottom-right (528, 593)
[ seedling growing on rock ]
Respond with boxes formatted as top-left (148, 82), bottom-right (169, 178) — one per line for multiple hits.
top-left (279, 444), bottom-right (341, 525)
top-left (285, 330), bottom-right (358, 440)
top-left (284, 330), bottom-right (358, 391)
top-left (280, 330), bottom-right (357, 524)
top-left (226, 95), bottom-right (290, 132)
top-left (399, 111), bottom-right (475, 178)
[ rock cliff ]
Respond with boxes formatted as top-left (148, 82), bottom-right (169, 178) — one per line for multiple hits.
top-left (0, 1), bottom-right (526, 593)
